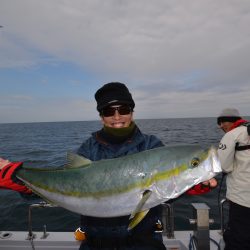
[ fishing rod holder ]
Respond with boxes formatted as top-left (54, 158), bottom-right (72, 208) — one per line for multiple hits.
top-left (26, 201), bottom-right (58, 240)
top-left (189, 203), bottom-right (214, 250)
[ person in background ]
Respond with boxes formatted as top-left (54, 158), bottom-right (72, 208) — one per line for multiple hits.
top-left (217, 108), bottom-right (250, 250)
top-left (0, 82), bottom-right (217, 250)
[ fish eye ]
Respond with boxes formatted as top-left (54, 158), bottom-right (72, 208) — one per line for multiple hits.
top-left (191, 157), bottom-right (200, 168)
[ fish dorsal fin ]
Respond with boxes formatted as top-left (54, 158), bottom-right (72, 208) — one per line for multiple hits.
top-left (65, 152), bottom-right (92, 169)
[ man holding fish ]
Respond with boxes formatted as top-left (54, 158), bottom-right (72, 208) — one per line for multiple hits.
top-left (0, 82), bottom-right (218, 250)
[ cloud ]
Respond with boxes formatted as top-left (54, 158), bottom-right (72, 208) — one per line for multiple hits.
top-left (0, 0), bottom-right (249, 122)
top-left (0, 95), bottom-right (99, 123)
top-left (1, 1), bottom-right (249, 73)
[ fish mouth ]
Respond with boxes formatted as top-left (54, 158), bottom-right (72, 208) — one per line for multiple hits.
top-left (209, 147), bottom-right (222, 173)
top-left (199, 146), bottom-right (221, 175)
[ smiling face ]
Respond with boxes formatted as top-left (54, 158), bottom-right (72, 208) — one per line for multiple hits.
top-left (100, 104), bottom-right (133, 128)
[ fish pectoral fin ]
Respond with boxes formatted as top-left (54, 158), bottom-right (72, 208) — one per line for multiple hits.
top-left (128, 209), bottom-right (150, 230)
top-left (128, 190), bottom-right (152, 230)
top-left (65, 152), bottom-right (92, 169)
top-left (130, 190), bottom-right (152, 219)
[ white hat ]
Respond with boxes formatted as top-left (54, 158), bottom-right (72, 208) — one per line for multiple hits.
top-left (217, 108), bottom-right (241, 125)
top-left (219, 108), bottom-right (240, 117)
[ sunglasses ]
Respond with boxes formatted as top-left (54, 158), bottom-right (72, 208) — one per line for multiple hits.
top-left (101, 105), bottom-right (132, 117)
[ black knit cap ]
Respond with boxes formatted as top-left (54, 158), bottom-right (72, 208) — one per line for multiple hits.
top-left (95, 82), bottom-right (135, 112)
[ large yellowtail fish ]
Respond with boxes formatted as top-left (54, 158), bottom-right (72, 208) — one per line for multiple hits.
top-left (16, 145), bottom-right (221, 229)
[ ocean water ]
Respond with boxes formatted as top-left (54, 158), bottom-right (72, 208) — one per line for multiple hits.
top-left (0, 118), bottom-right (229, 232)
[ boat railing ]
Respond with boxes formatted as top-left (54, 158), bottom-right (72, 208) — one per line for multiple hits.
top-left (162, 202), bottom-right (220, 249)
top-left (27, 201), bottom-right (58, 240)
top-left (25, 201), bottom-right (225, 249)
top-left (27, 201), bottom-right (177, 240)
top-left (219, 198), bottom-right (229, 235)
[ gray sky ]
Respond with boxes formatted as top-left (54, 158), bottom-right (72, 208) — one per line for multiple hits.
top-left (0, 0), bottom-right (250, 123)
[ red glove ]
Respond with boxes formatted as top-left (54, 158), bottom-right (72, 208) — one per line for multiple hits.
top-left (186, 183), bottom-right (211, 195)
top-left (0, 162), bottom-right (32, 194)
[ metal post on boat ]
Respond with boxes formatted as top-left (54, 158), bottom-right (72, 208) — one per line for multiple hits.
top-left (26, 201), bottom-right (57, 240)
top-left (219, 198), bottom-right (228, 235)
top-left (189, 203), bottom-right (214, 250)
top-left (161, 203), bottom-right (175, 238)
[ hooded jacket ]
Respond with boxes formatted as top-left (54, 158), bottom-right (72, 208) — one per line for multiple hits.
top-left (77, 126), bottom-right (163, 160)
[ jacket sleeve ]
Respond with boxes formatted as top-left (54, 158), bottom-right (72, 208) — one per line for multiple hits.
top-left (142, 134), bottom-right (164, 150)
top-left (217, 131), bottom-right (236, 173)
top-left (77, 136), bottom-right (95, 159)
top-left (0, 162), bottom-right (32, 194)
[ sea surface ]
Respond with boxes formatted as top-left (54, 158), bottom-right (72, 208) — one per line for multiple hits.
top-left (0, 118), bottom-right (236, 232)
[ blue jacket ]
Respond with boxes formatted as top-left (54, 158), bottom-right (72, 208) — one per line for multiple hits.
top-left (77, 125), bottom-right (164, 237)
top-left (77, 126), bottom-right (163, 160)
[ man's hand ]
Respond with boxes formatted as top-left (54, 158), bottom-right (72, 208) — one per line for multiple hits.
top-left (0, 159), bottom-right (32, 194)
top-left (0, 158), bottom-right (10, 170)
top-left (202, 178), bottom-right (217, 188)
top-left (187, 178), bottom-right (218, 195)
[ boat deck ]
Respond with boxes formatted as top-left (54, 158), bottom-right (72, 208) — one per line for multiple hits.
top-left (0, 230), bottom-right (224, 250)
